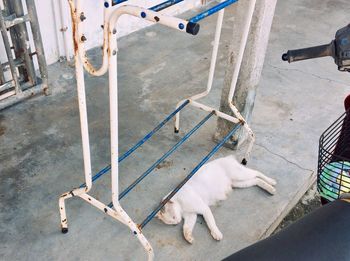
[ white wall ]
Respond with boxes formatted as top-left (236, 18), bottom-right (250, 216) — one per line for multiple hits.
top-left (0, 0), bottom-right (201, 66)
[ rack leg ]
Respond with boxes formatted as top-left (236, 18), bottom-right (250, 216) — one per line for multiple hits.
top-left (58, 187), bottom-right (86, 233)
top-left (59, 191), bottom-right (154, 260)
top-left (78, 194), bottom-right (154, 260)
top-left (229, 102), bottom-right (255, 164)
top-left (108, 18), bottom-right (154, 260)
top-left (113, 204), bottom-right (154, 261)
top-left (174, 100), bottom-right (183, 133)
top-left (58, 192), bottom-right (71, 233)
top-left (174, 8), bottom-right (224, 133)
top-left (58, 17), bottom-right (93, 232)
top-left (226, 0), bottom-right (256, 163)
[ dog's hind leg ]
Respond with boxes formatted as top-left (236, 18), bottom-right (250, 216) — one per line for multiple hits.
top-left (255, 172), bottom-right (277, 186)
top-left (233, 178), bottom-right (276, 195)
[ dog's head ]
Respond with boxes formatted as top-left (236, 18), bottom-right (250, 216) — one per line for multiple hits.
top-left (156, 199), bottom-right (182, 225)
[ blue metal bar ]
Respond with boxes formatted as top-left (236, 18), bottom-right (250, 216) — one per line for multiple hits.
top-left (79, 100), bottom-right (189, 188)
top-left (79, 165), bottom-right (111, 188)
top-left (108, 111), bottom-right (215, 208)
top-left (112, 0), bottom-right (183, 10)
top-left (189, 0), bottom-right (238, 23)
top-left (119, 100), bottom-right (189, 162)
top-left (150, 0), bottom-right (184, 11)
top-left (112, 0), bottom-right (128, 6)
top-left (140, 123), bottom-right (242, 229)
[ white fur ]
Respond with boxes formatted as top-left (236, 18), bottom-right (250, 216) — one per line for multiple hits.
top-left (156, 155), bottom-right (276, 244)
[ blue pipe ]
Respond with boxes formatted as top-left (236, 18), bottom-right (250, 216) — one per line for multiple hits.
top-left (189, 0), bottom-right (238, 23)
top-left (111, 0), bottom-right (128, 6)
top-left (108, 111), bottom-right (215, 208)
top-left (150, 0), bottom-right (184, 12)
top-left (79, 165), bottom-right (111, 189)
top-left (119, 100), bottom-right (189, 162)
top-left (79, 100), bottom-right (189, 189)
top-left (112, 0), bottom-right (184, 10)
top-left (139, 123), bottom-right (242, 229)
top-left (112, 0), bottom-right (238, 25)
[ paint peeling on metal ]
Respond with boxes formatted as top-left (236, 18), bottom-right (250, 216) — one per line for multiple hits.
top-left (68, 0), bottom-right (78, 54)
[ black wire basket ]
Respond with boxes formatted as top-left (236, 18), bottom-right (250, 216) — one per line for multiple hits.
top-left (318, 108), bottom-right (350, 204)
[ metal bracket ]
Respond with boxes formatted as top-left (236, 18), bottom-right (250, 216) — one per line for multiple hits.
top-left (4, 14), bottom-right (30, 29)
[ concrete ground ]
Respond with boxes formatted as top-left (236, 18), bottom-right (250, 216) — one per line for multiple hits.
top-left (274, 183), bottom-right (322, 234)
top-left (1, 0), bottom-right (349, 260)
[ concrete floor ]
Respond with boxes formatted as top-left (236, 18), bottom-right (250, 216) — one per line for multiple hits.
top-left (1, 0), bottom-right (350, 260)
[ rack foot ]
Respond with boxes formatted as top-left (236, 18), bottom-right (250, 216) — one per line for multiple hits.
top-left (61, 227), bottom-right (69, 234)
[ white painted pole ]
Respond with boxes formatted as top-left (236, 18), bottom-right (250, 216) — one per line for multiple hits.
top-left (216, 0), bottom-right (277, 154)
top-left (108, 29), bottom-right (119, 208)
top-left (75, 0), bottom-right (92, 190)
top-left (227, 0), bottom-right (256, 104)
top-left (58, 0), bottom-right (93, 233)
top-left (191, 9), bottom-right (224, 100)
top-left (107, 4), bottom-right (192, 207)
top-left (175, 8), bottom-right (224, 131)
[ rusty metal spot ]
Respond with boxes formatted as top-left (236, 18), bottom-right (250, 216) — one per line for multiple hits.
top-left (239, 119), bottom-right (245, 125)
top-left (68, 0), bottom-right (78, 53)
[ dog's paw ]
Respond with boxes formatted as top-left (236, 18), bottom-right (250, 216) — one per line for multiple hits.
top-left (184, 232), bottom-right (194, 244)
top-left (211, 229), bottom-right (223, 241)
top-left (183, 227), bottom-right (194, 244)
top-left (269, 178), bottom-right (277, 186)
top-left (269, 186), bottom-right (276, 195)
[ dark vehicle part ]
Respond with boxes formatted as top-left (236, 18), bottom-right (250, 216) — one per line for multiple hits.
top-left (282, 24), bottom-right (350, 72)
top-left (318, 108), bottom-right (350, 204)
top-left (224, 199), bottom-right (350, 261)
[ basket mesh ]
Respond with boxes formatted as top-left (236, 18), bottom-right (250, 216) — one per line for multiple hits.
top-left (318, 109), bottom-right (350, 202)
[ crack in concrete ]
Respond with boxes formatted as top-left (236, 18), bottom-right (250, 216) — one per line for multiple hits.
top-left (267, 63), bottom-right (349, 87)
top-left (256, 143), bottom-right (315, 173)
top-left (256, 142), bottom-right (317, 239)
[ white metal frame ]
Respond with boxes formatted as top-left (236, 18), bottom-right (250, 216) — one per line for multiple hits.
top-left (175, 0), bottom-right (256, 161)
top-left (59, 0), bottom-right (256, 260)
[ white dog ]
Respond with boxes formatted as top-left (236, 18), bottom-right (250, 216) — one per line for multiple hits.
top-left (156, 155), bottom-right (276, 243)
